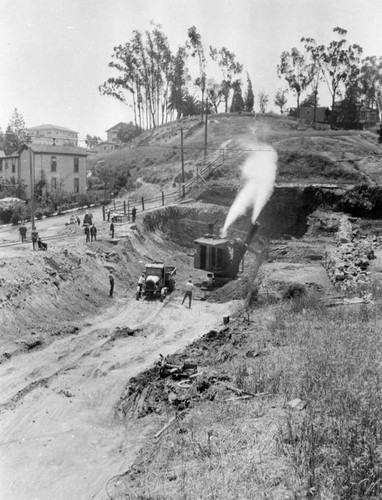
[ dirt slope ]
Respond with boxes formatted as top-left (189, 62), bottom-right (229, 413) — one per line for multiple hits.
top-left (89, 114), bottom-right (382, 191)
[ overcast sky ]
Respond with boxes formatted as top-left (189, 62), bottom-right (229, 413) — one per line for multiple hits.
top-left (1, 0), bottom-right (382, 144)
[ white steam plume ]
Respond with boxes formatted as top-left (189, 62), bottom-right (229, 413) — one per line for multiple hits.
top-left (221, 142), bottom-right (278, 237)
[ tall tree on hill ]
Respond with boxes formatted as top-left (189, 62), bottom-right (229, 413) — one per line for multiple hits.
top-left (277, 47), bottom-right (314, 113)
top-left (187, 26), bottom-right (207, 121)
top-left (169, 46), bottom-right (189, 119)
top-left (301, 36), bottom-right (324, 122)
top-left (244, 73), bottom-right (254, 112)
top-left (210, 46), bottom-right (243, 113)
top-left (274, 88), bottom-right (288, 114)
top-left (4, 108), bottom-right (30, 155)
top-left (100, 23), bottom-right (174, 130)
top-left (359, 56), bottom-right (382, 111)
top-left (99, 41), bottom-right (140, 127)
top-left (230, 80), bottom-right (245, 113)
top-left (258, 91), bottom-right (269, 113)
top-left (317, 27), bottom-right (363, 123)
top-left (206, 79), bottom-right (224, 114)
top-left (145, 23), bottom-right (173, 126)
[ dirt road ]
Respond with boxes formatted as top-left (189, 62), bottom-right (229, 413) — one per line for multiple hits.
top-left (0, 292), bottom-right (241, 500)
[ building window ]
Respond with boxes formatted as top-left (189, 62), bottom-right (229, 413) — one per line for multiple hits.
top-left (74, 178), bottom-right (79, 193)
top-left (51, 177), bottom-right (57, 190)
top-left (51, 156), bottom-right (57, 172)
top-left (360, 110), bottom-right (366, 121)
top-left (0, 161), bottom-right (2, 172)
top-left (74, 157), bottom-right (79, 173)
top-left (12, 161), bottom-right (16, 173)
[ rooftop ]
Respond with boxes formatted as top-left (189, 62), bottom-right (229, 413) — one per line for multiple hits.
top-left (28, 124), bottom-right (78, 133)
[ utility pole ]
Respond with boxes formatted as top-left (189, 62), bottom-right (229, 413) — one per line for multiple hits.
top-left (204, 96), bottom-right (208, 158)
top-left (180, 127), bottom-right (185, 198)
top-left (29, 146), bottom-right (36, 230)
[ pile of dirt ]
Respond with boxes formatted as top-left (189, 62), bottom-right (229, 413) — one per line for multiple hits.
top-left (115, 321), bottom-right (268, 420)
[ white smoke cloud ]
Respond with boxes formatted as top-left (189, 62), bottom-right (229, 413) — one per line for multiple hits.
top-left (221, 142), bottom-right (278, 237)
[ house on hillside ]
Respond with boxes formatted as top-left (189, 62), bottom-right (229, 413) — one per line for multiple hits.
top-left (297, 103), bottom-right (379, 129)
top-left (332, 102), bottom-right (379, 129)
top-left (106, 122), bottom-right (129, 143)
top-left (27, 124), bottom-right (79, 146)
top-left (18, 144), bottom-right (88, 199)
top-left (92, 141), bottom-right (120, 154)
top-left (299, 107), bottom-right (331, 123)
top-left (0, 152), bottom-right (19, 184)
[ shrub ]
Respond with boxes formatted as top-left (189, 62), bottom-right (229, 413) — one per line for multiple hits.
top-left (339, 184), bottom-right (382, 216)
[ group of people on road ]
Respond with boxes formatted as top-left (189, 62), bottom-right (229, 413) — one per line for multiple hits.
top-left (84, 224), bottom-right (97, 242)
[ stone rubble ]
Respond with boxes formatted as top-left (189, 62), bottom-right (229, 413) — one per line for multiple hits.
top-left (323, 214), bottom-right (380, 296)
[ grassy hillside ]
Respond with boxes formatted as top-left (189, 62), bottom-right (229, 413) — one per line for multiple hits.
top-left (89, 114), bottom-right (382, 192)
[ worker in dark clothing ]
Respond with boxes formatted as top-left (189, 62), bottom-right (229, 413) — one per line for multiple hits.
top-left (110, 222), bottom-right (115, 239)
top-left (31, 230), bottom-right (39, 250)
top-left (131, 207), bottom-right (137, 223)
top-left (19, 225), bottom-right (27, 243)
top-left (90, 225), bottom-right (97, 242)
top-left (84, 225), bottom-right (90, 242)
top-left (37, 237), bottom-right (48, 250)
top-left (109, 270), bottom-right (114, 297)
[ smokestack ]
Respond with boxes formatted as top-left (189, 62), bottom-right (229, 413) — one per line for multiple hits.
top-left (244, 221), bottom-right (260, 247)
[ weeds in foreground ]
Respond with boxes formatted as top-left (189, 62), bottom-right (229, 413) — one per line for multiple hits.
top-left (112, 295), bottom-right (382, 499)
top-left (276, 301), bottom-right (382, 499)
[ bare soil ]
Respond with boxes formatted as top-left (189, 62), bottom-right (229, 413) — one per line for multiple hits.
top-left (0, 208), bottom-right (243, 499)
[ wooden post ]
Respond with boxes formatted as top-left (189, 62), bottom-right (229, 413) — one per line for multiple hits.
top-left (141, 196), bottom-right (145, 211)
top-left (180, 127), bottom-right (185, 198)
top-left (204, 96), bottom-right (208, 158)
top-left (127, 200), bottom-right (130, 221)
top-left (102, 205), bottom-right (105, 221)
top-left (113, 198), bottom-right (116, 210)
top-left (162, 191), bottom-right (164, 206)
top-left (29, 147), bottom-right (36, 230)
top-left (123, 200), bottom-right (126, 215)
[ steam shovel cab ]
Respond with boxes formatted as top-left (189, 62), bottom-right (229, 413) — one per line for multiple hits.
top-left (138, 262), bottom-right (176, 301)
top-left (193, 222), bottom-right (260, 288)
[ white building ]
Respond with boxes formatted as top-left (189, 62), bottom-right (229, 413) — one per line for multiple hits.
top-left (27, 124), bottom-right (79, 146)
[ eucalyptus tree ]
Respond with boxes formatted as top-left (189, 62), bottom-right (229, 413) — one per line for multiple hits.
top-left (100, 24), bottom-right (175, 129)
top-left (210, 46), bottom-right (243, 113)
top-left (99, 40), bottom-right (141, 127)
top-left (168, 46), bottom-right (189, 120)
top-left (277, 47), bottom-right (314, 112)
top-left (274, 88), bottom-right (288, 114)
top-left (359, 56), bottom-right (382, 111)
top-left (316, 27), bottom-right (363, 120)
top-left (187, 26), bottom-right (207, 120)
top-left (301, 36), bottom-right (324, 121)
top-left (206, 79), bottom-right (224, 113)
